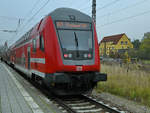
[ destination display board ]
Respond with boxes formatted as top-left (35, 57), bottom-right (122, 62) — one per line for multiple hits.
top-left (56, 21), bottom-right (91, 30)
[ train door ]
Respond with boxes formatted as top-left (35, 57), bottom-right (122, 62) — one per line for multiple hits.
top-left (27, 47), bottom-right (31, 69)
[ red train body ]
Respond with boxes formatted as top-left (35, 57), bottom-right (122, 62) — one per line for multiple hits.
top-left (6, 8), bottom-right (107, 95)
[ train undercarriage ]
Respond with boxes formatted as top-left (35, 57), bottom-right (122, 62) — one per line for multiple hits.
top-left (43, 72), bottom-right (107, 95)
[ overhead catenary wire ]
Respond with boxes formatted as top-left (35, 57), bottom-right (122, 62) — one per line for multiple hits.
top-left (0, 0), bottom-right (42, 35)
top-left (7, 0), bottom-right (43, 45)
top-left (7, 0), bottom-right (52, 46)
top-left (24, 0), bottom-right (42, 18)
top-left (8, 0), bottom-right (50, 45)
top-left (56, 0), bottom-right (91, 10)
top-left (97, 0), bottom-right (149, 18)
top-left (0, 16), bottom-right (24, 21)
top-left (81, 0), bottom-right (121, 15)
top-left (19, 0), bottom-right (51, 33)
top-left (7, 19), bottom-right (22, 45)
top-left (97, 0), bottom-right (121, 11)
top-left (78, 0), bottom-right (91, 8)
top-left (97, 9), bottom-right (150, 27)
top-left (79, 0), bottom-right (91, 11)
top-left (1, 0), bottom-right (150, 45)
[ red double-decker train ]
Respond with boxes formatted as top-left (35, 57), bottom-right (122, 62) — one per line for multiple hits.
top-left (3, 8), bottom-right (107, 95)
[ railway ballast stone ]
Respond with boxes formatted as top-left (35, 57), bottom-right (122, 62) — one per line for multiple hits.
top-left (92, 90), bottom-right (150, 113)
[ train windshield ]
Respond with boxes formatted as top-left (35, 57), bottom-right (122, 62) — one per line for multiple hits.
top-left (56, 21), bottom-right (93, 51)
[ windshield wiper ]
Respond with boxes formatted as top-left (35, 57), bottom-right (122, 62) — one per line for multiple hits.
top-left (74, 32), bottom-right (78, 47)
top-left (74, 32), bottom-right (79, 57)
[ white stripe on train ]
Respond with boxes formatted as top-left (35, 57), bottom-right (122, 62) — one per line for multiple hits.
top-left (15, 64), bottom-right (45, 78)
top-left (30, 58), bottom-right (45, 64)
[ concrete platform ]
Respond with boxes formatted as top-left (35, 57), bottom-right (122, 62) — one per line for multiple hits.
top-left (0, 62), bottom-right (45, 113)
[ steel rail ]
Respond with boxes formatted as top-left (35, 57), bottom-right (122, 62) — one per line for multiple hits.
top-left (82, 95), bottom-right (124, 113)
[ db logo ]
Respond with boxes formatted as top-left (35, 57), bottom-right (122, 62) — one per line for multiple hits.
top-left (76, 66), bottom-right (82, 71)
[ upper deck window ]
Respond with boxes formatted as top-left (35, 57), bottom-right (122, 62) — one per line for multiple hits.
top-left (39, 35), bottom-right (44, 51)
top-left (33, 39), bottom-right (36, 52)
top-left (56, 21), bottom-right (91, 30)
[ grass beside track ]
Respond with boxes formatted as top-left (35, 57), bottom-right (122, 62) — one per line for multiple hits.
top-left (96, 63), bottom-right (150, 107)
top-left (142, 60), bottom-right (150, 65)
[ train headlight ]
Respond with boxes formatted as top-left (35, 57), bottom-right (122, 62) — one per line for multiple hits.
top-left (88, 53), bottom-right (92, 58)
top-left (68, 53), bottom-right (72, 58)
top-left (64, 53), bottom-right (72, 58)
top-left (84, 54), bottom-right (88, 58)
top-left (64, 54), bottom-right (68, 58)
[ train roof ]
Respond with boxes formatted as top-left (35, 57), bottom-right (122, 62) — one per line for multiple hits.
top-left (48, 8), bottom-right (92, 22)
top-left (10, 8), bottom-right (93, 50)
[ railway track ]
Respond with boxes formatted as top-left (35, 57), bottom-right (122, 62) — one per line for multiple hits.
top-left (26, 77), bottom-right (128, 113)
top-left (8, 63), bottom-right (128, 113)
top-left (53, 95), bottom-right (127, 113)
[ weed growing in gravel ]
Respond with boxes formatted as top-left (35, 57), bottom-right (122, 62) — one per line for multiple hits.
top-left (96, 63), bottom-right (150, 107)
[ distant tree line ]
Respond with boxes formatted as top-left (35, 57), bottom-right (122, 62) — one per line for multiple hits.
top-left (129, 32), bottom-right (150, 60)
top-left (0, 42), bottom-right (8, 57)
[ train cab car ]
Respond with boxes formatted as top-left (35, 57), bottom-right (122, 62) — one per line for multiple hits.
top-left (9, 8), bottom-right (107, 95)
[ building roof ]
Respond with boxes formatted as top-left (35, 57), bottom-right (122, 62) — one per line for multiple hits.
top-left (100, 33), bottom-right (125, 45)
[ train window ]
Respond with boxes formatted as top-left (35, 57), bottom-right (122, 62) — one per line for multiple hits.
top-left (39, 35), bottom-right (44, 51)
top-left (58, 30), bottom-right (92, 51)
top-left (33, 39), bottom-right (36, 52)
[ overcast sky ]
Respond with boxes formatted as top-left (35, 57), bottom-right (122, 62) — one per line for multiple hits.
top-left (0, 0), bottom-right (150, 46)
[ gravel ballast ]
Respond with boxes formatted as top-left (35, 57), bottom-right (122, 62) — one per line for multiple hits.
top-left (92, 91), bottom-right (150, 113)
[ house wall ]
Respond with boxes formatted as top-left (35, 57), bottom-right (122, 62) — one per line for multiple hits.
top-left (115, 35), bottom-right (133, 50)
top-left (99, 34), bottom-right (133, 56)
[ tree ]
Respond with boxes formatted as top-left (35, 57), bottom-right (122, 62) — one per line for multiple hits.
top-left (132, 39), bottom-right (141, 49)
top-left (128, 48), bottom-right (139, 58)
top-left (139, 32), bottom-right (150, 60)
